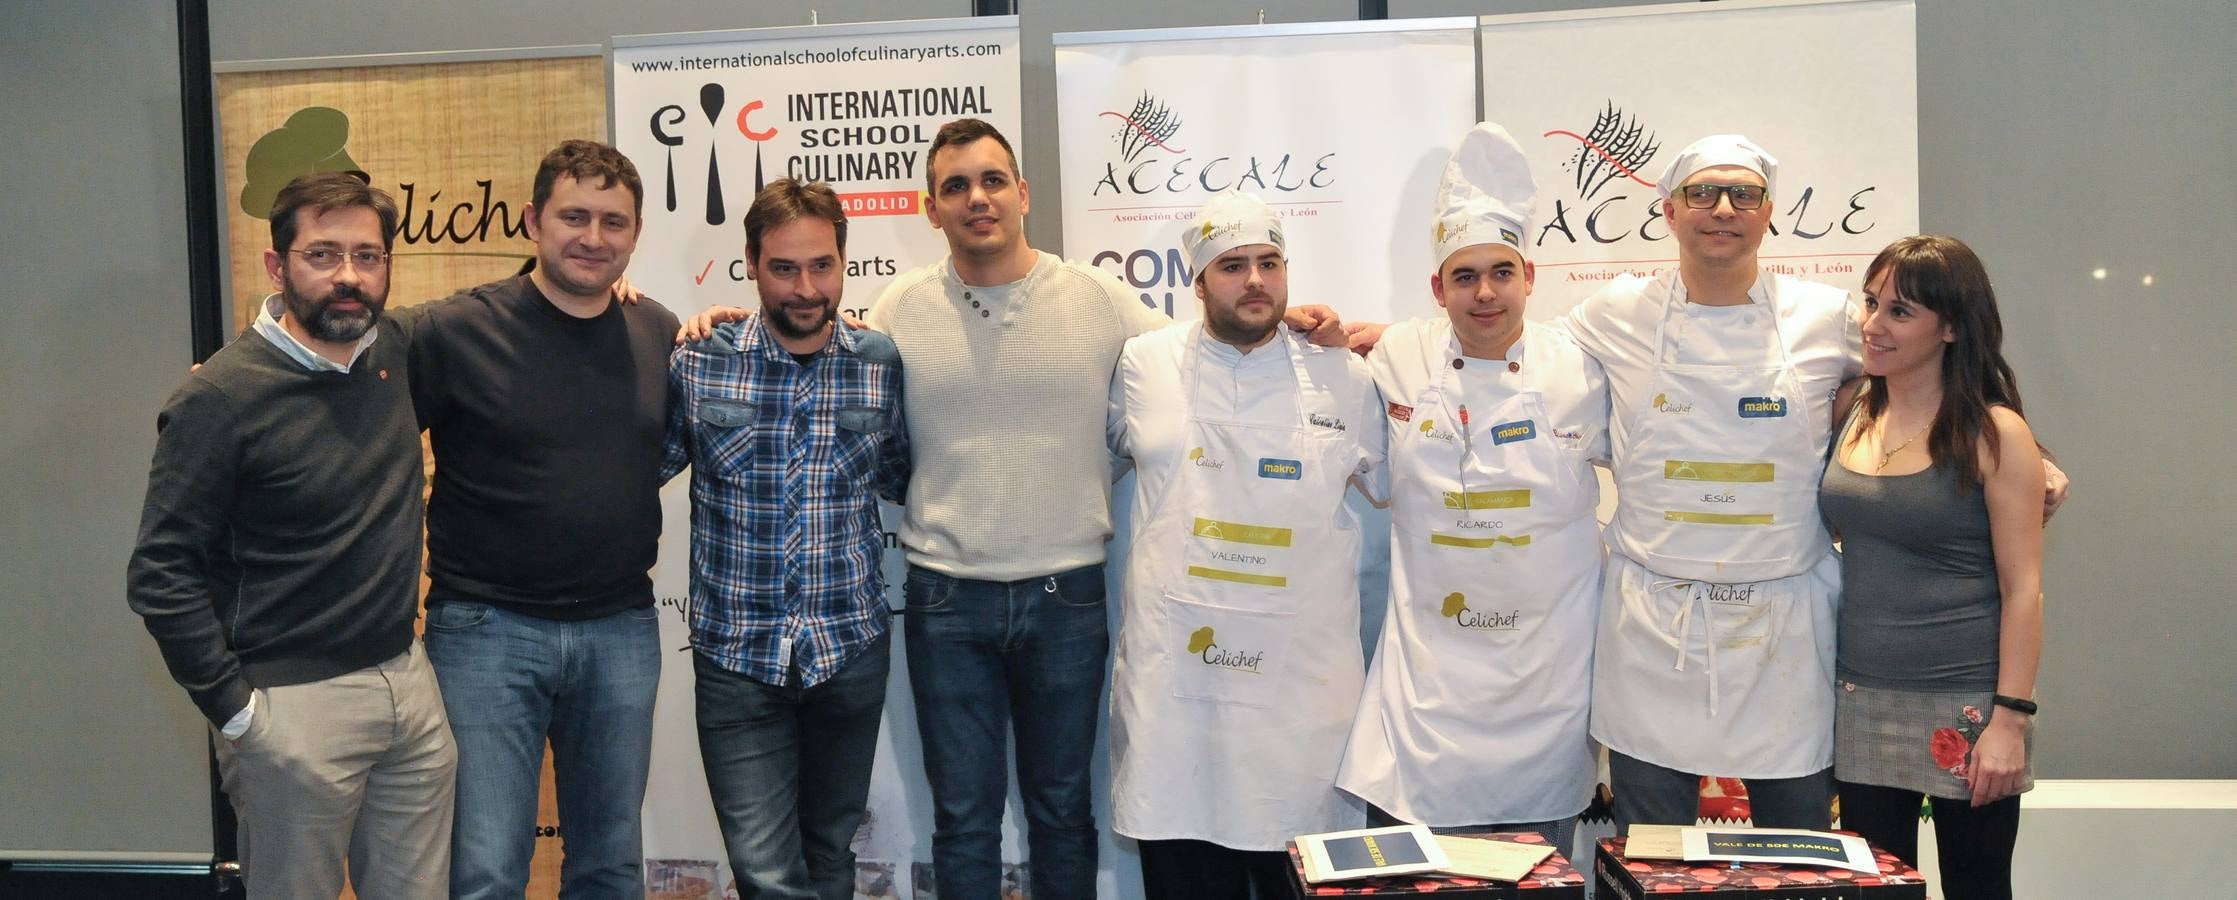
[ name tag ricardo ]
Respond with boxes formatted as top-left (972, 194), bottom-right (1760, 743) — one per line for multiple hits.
top-left (1257, 458), bottom-right (1302, 480)
top-left (1491, 419), bottom-right (1537, 445)
top-left (1737, 396), bottom-right (1788, 418)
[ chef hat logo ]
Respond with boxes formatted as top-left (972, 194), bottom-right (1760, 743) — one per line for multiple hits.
top-left (1187, 627), bottom-right (1216, 654)
top-left (241, 107), bottom-right (369, 219)
top-left (1432, 122), bottom-right (1537, 267)
top-left (1440, 592), bottom-right (1468, 618)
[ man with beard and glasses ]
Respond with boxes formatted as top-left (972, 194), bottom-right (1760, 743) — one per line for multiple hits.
top-left (1103, 190), bottom-right (1384, 898)
top-left (401, 139), bottom-right (681, 899)
top-left (660, 178), bottom-right (908, 900)
top-left (128, 171), bottom-right (457, 900)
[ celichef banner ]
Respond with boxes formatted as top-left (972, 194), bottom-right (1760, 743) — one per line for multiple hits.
top-left (1053, 19), bottom-right (1477, 326)
top-left (1479, 0), bottom-right (1919, 322)
top-left (610, 17), bottom-right (1021, 900)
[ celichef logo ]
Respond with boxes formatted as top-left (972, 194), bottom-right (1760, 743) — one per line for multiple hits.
top-left (1187, 626), bottom-right (1264, 673)
top-left (1492, 419), bottom-right (1537, 445)
top-left (1439, 592), bottom-right (1520, 631)
top-left (1418, 418), bottom-right (1458, 444)
top-left (1652, 393), bottom-right (1694, 415)
top-left (1257, 457), bottom-right (1302, 480)
top-left (1188, 447), bottom-right (1224, 470)
top-left (1738, 396), bottom-right (1788, 418)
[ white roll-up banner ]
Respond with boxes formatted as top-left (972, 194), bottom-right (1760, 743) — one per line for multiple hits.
top-left (1480, 0), bottom-right (1919, 323)
top-left (1054, 19), bottom-right (1479, 326)
top-left (611, 18), bottom-right (1021, 900)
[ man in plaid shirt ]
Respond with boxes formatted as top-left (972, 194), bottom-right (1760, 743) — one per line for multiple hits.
top-left (659, 178), bottom-right (908, 900)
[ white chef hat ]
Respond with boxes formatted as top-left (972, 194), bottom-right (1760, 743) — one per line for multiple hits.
top-left (1655, 134), bottom-right (1779, 200)
top-left (1182, 190), bottom-right (1285, 275)
top-left (1432, 122), bottom-right (1536, 267)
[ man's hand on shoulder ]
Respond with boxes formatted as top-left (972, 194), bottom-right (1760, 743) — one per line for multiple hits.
top-left (677, 306), bottom-right (751, 345)
top-left (611, 275), bottom-right (645, 306)
top-left (1284, 305), bottom-right (1353, 349)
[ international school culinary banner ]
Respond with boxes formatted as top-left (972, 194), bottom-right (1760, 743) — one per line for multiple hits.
top-left (610, 17), bottom-right (1022, 898)
top-left (611, 16), bottom-right (1019, 322)
top-left (214, 50), bottom-right (608, 333)
top-left (1053, 19), bottom-right (1478, 326)
top-left (1478, 0), bottom-right (1918, 322)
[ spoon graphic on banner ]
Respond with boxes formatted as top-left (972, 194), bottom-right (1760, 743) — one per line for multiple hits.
top-left (650, 105), bottom-right (685, 213)
top-left (700, 83), bottom-right (725, 225)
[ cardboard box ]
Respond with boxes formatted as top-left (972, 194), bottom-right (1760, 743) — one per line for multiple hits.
top-left (1593, 836), bottom-right (1928, 900)
top-left (1286, 831), bottom-right (1588, 899)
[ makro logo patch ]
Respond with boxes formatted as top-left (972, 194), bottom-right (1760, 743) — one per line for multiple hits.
top-left (1492, 419), bottom-right (1537, 445)
top-left (1738, 396), bottom-right (1788, 418)
top-left (1258, 458), bottom-right (1302, 480)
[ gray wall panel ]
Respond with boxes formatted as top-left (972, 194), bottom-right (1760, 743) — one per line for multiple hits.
top-left (1, 0), bottom-right (215, 860)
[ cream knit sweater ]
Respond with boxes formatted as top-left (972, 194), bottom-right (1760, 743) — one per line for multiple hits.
top-left (867, 251), bottom-right (1169, 581)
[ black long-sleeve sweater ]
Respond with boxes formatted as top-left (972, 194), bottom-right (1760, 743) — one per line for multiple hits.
top-left (126, 322), bottom-right (422, 726)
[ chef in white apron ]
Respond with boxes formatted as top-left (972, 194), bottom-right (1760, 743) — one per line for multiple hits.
top-left (1336, 123), bottom-right (1610, 856)
top-left (1562, 135), bottom-right (1860, 831)
top-left (1106, 191), bottom-right (1385, 899)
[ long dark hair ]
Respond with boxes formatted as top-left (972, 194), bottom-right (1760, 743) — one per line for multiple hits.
top-left (1849, 234), bottom-right (2025, 489)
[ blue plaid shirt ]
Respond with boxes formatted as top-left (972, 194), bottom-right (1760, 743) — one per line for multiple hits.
top-left (661, 315), bottom-right (908, 687)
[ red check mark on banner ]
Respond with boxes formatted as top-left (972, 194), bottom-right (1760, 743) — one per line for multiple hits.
top-left (694, 259), bottom-right (715, 285)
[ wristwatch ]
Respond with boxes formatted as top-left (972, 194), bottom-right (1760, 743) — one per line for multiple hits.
top-left (1992, 694), bottom-right (2038, 716)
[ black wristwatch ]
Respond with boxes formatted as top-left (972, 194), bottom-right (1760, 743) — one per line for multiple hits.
top-left (1992, 694), bottom-right (2038, 716)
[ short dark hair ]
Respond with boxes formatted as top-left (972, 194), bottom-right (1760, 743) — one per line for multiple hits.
top-left (924, 118), bottom-right (1019, 195)
top-left (745, 178), bottom-right (849, 264)
top-left (269, 171), bottom-right (399, 253)
top-left (532, 139), bottom-right (644, 219)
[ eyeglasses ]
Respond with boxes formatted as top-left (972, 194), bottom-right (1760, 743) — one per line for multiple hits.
top-left (1677, 183), bottom-right (1769, 211)
top-left (290, 248), bottom-right (391, 271)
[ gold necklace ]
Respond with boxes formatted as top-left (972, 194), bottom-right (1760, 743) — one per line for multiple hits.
top-left (1875, 419), bottom-right (1933, 472)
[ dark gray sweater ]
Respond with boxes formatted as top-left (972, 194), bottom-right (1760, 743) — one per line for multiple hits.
top-left (127, 322), bottom-right (423, 726)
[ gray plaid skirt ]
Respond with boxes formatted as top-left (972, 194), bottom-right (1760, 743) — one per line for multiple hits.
top-left (1833, 680), bottom-right (2035, 800)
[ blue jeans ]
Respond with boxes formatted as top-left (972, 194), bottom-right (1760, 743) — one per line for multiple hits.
top-left (904, 563), bottom-right (1109, 900)
top-left (424, 601), bottom-right (662, 900)
top-left (1608, 750), bottom-right (1835, 831)
top-left (695, 635), bottom-right (890, 900)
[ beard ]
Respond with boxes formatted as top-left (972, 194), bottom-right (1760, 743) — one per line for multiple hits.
top-left (280, 272), bottom-right (386, 343)
top-left (1204, 293), bottom-right (1282, 347)
top-left (763, 296), bottom-right (836, 342)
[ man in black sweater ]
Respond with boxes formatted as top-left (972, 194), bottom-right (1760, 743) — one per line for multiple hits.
top-left (127, 172), bottom-right (457, 900)
top-left (405, 140), bottom-right (681, 900)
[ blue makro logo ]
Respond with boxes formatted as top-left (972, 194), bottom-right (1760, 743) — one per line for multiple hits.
top-left (1257, 458), bottom-right (1303, 480)
top-left (1738, 397), bottom-right (1788, 418)
top-left (1492, 419), bottom-right (1538, 445)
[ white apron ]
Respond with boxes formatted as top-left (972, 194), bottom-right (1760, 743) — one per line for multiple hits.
top-left (1592, 277), bottom-right (1838, 777)
top-left (1338, 328), bottom-right (1601, 826)
top-left (1110, 333), bottom-right (1367, 849)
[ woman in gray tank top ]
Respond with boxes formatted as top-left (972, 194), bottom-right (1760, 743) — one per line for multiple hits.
top-left (1819, 235), bottom-right (2044, 900)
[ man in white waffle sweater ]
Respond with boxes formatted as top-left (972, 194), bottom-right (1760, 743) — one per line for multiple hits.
top-left (866, 119), bottom-right (1345, 899)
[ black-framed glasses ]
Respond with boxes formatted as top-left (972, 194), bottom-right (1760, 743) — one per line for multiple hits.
top-left (1677, 183), bottom-right (1769, 211)
top-left (290, 248), bottom-right (390, 271)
